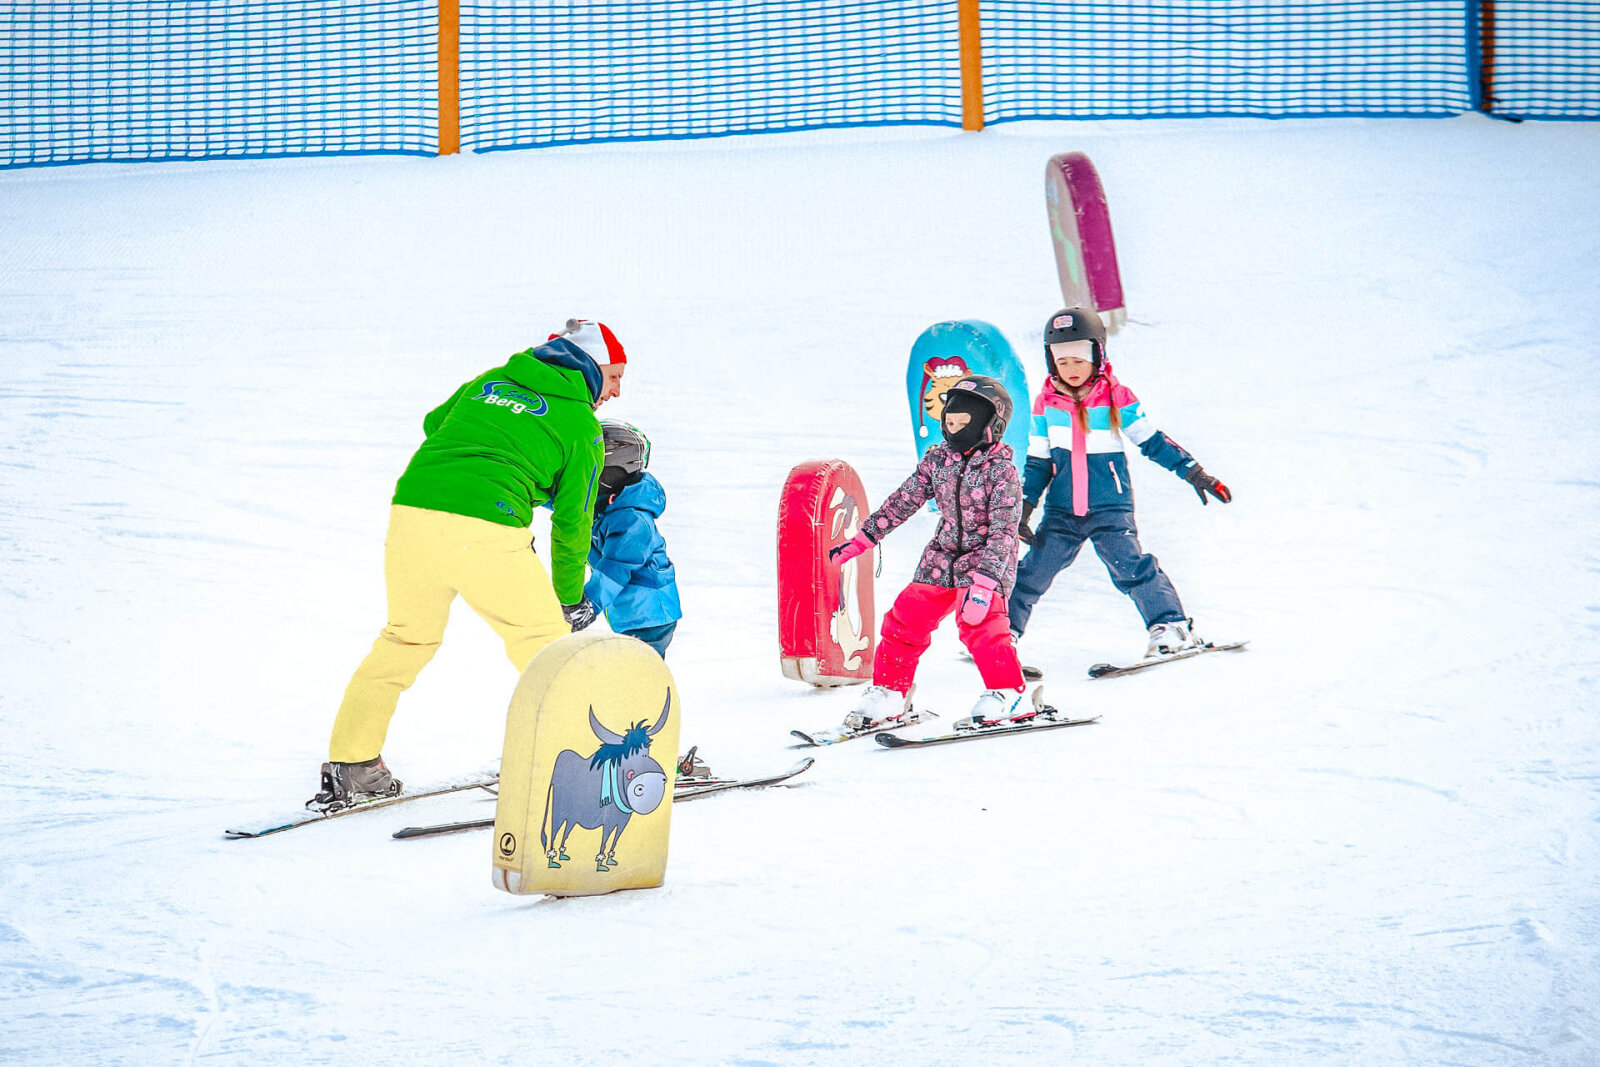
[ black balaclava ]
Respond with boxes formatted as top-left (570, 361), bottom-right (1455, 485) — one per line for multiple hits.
top-left (941, 389), bottom-right (995, 453)
top-left (596, 465), bottom-right (644, 511)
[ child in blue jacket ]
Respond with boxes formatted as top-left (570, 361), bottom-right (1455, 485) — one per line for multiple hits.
top-left (1009, 307), bottom-right (1232, 659)
top-left (562, 421), bottom-right (682, 656)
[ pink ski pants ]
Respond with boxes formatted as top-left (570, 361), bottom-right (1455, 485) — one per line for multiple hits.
top-left (873, 581), bottom-right (1025, 695)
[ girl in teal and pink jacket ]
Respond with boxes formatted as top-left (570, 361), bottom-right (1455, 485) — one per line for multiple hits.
top-left (1008, 307), bottom-right (1232, 659)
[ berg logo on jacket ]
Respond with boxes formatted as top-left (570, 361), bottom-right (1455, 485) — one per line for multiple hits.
top-left (475, 380), bottom-right (549, 416)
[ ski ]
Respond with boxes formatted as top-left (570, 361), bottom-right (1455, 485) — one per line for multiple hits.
top-left (391, 757), bottom-right (816, 840)
top-left (672, 756), bottom-right (815, 800)
top-left (223, 773), bottom-right (500, 839)
top-left (670, 775), bottom-right (743, 790)
top-left (876, 713), bottom-right (1099, 748)
top-left (389, 818), bottom-right (490, 840)
top-left (1088, 640), bottom-right (1249, 679)
top-left (791, 709), bottom-right (937, 747)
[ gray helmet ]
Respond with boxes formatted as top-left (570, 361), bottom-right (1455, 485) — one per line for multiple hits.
top-left (1043, 306), bottom-right (1107, 376)
top-left (600, 420), bottom-right (651, 474)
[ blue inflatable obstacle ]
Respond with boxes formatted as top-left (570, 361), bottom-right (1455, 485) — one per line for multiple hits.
top-left (906, 321), bottom-right (1031, 480)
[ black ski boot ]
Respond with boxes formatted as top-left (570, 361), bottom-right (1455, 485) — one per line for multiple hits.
top-left (306, 755), bottom-right (402, 812)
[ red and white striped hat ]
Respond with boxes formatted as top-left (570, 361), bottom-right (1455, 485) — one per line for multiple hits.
top-left (555, 318), bottom-right (627, 366)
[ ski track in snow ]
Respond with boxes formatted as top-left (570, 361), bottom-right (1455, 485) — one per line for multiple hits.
top-left (2, 116), bottom-right (1599, 1064)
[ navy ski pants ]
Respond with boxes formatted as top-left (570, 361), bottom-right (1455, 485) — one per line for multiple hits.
top-left (1007, 509), bottom-right (1185, 635)
top-left (624, 621), bottom-right (676, 658)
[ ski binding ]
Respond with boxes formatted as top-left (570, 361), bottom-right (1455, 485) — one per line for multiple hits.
top-left (792, 707), bottom-right (936, 747)
top-left (224, 772), bottom-right (500, 839)
top-left (876, 689), bottom-right (1099, 748)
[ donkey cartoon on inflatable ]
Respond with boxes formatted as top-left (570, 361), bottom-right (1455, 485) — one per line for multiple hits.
top-left (542, 691), bottom-right (671, 872)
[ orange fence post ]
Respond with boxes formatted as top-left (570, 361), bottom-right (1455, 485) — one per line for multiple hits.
top-left (958, 0), bottom-right (984, 130)
top-left (439, 0), bottom-right (460, 154)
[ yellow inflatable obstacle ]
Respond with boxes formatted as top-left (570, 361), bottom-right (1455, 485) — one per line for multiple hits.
top-left (492, 632), bottom-right (681, 897)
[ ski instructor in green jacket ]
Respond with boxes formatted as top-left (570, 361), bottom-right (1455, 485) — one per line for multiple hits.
top-left (309, 319), bottom-right (628, 811)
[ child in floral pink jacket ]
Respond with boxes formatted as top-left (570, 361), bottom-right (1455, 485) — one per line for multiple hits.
top-left (828, 375), bottom-right (1037, 730)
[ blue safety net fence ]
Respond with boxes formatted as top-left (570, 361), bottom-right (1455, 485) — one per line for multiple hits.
top-left (1487, 0), bottom-right (1600, 118)
top-left (3, 1), bottom-right (1598, 169)
top-left (458, 0), bottom-right (963, 151)
top-left (0, 1), bottom-right (438, 168)
top-left (982, 1), bottom-right (1473, 119)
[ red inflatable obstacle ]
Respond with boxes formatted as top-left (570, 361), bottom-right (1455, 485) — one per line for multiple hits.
top-left (777, 460), bottom-right (875, 687)
top-left (1046, 151), bottom-right (1127, 332)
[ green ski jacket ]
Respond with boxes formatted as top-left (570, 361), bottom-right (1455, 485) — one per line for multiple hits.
top-left (392, 339), bottom-right (605, 604)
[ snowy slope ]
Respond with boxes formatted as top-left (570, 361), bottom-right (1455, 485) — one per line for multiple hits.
top-left (2, 116), bottom-right (1598, 1064)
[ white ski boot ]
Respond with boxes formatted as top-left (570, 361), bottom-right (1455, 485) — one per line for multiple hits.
top-left (843, 684), bottom-right (913, 731)
top-left (1145, 618), bottom-right (1203, 658)
top-left (956, 688), bottom-right (1037, 730)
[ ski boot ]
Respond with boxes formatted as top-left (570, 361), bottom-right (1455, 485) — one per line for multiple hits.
top-left (843, 684), bottom-right (914, 731)
top-left (1145, 618), bottom-right (1204, 658)
top-left (676, 746), bottom-right (714, 783)
top-left (956, 688), bottom-right (1040, 730)
top-left (306, 755), bottom-right (402, 812)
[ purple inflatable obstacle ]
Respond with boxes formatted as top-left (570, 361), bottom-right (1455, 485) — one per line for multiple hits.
top-left (1046, 152), bottom-right (1126, 332)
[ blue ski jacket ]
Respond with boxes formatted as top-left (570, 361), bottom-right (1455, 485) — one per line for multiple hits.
top-left (584, 473), bottom-right (682, 633)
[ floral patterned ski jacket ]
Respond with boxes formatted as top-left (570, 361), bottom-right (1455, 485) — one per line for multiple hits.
top-left (861, 441), bottom-right (1024, 596)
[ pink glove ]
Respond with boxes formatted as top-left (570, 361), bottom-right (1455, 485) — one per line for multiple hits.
top-left (827, 531), bottom-right (875, 565)
top-left (960, 573), bottom-right (999, 625)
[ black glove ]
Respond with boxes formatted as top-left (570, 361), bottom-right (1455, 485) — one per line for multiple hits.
top-left (1018, 500), bottom-right (1037, 545)
top-left (1184, 466), bottom-right (1232, 505)
top-left (562, 598), bottom-right (598, 631)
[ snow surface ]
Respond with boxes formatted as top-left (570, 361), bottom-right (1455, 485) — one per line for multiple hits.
top-left (2, 116), bottom-right (1598, 1065)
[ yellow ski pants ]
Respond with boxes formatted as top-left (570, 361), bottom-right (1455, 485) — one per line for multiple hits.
top-left (329, 504), bottom-right (569, 762)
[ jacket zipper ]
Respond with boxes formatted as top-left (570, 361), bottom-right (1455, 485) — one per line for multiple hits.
top-left (954, 453), bottom-right (970, 560)
top-left (1109, 460), bottom-right (1123, 494)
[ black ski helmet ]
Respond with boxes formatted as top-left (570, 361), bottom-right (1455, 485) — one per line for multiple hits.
top-left (941, 374), bottom-right (1013, 449)
top-left (1043, 306), bottom-right (1107, 378)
